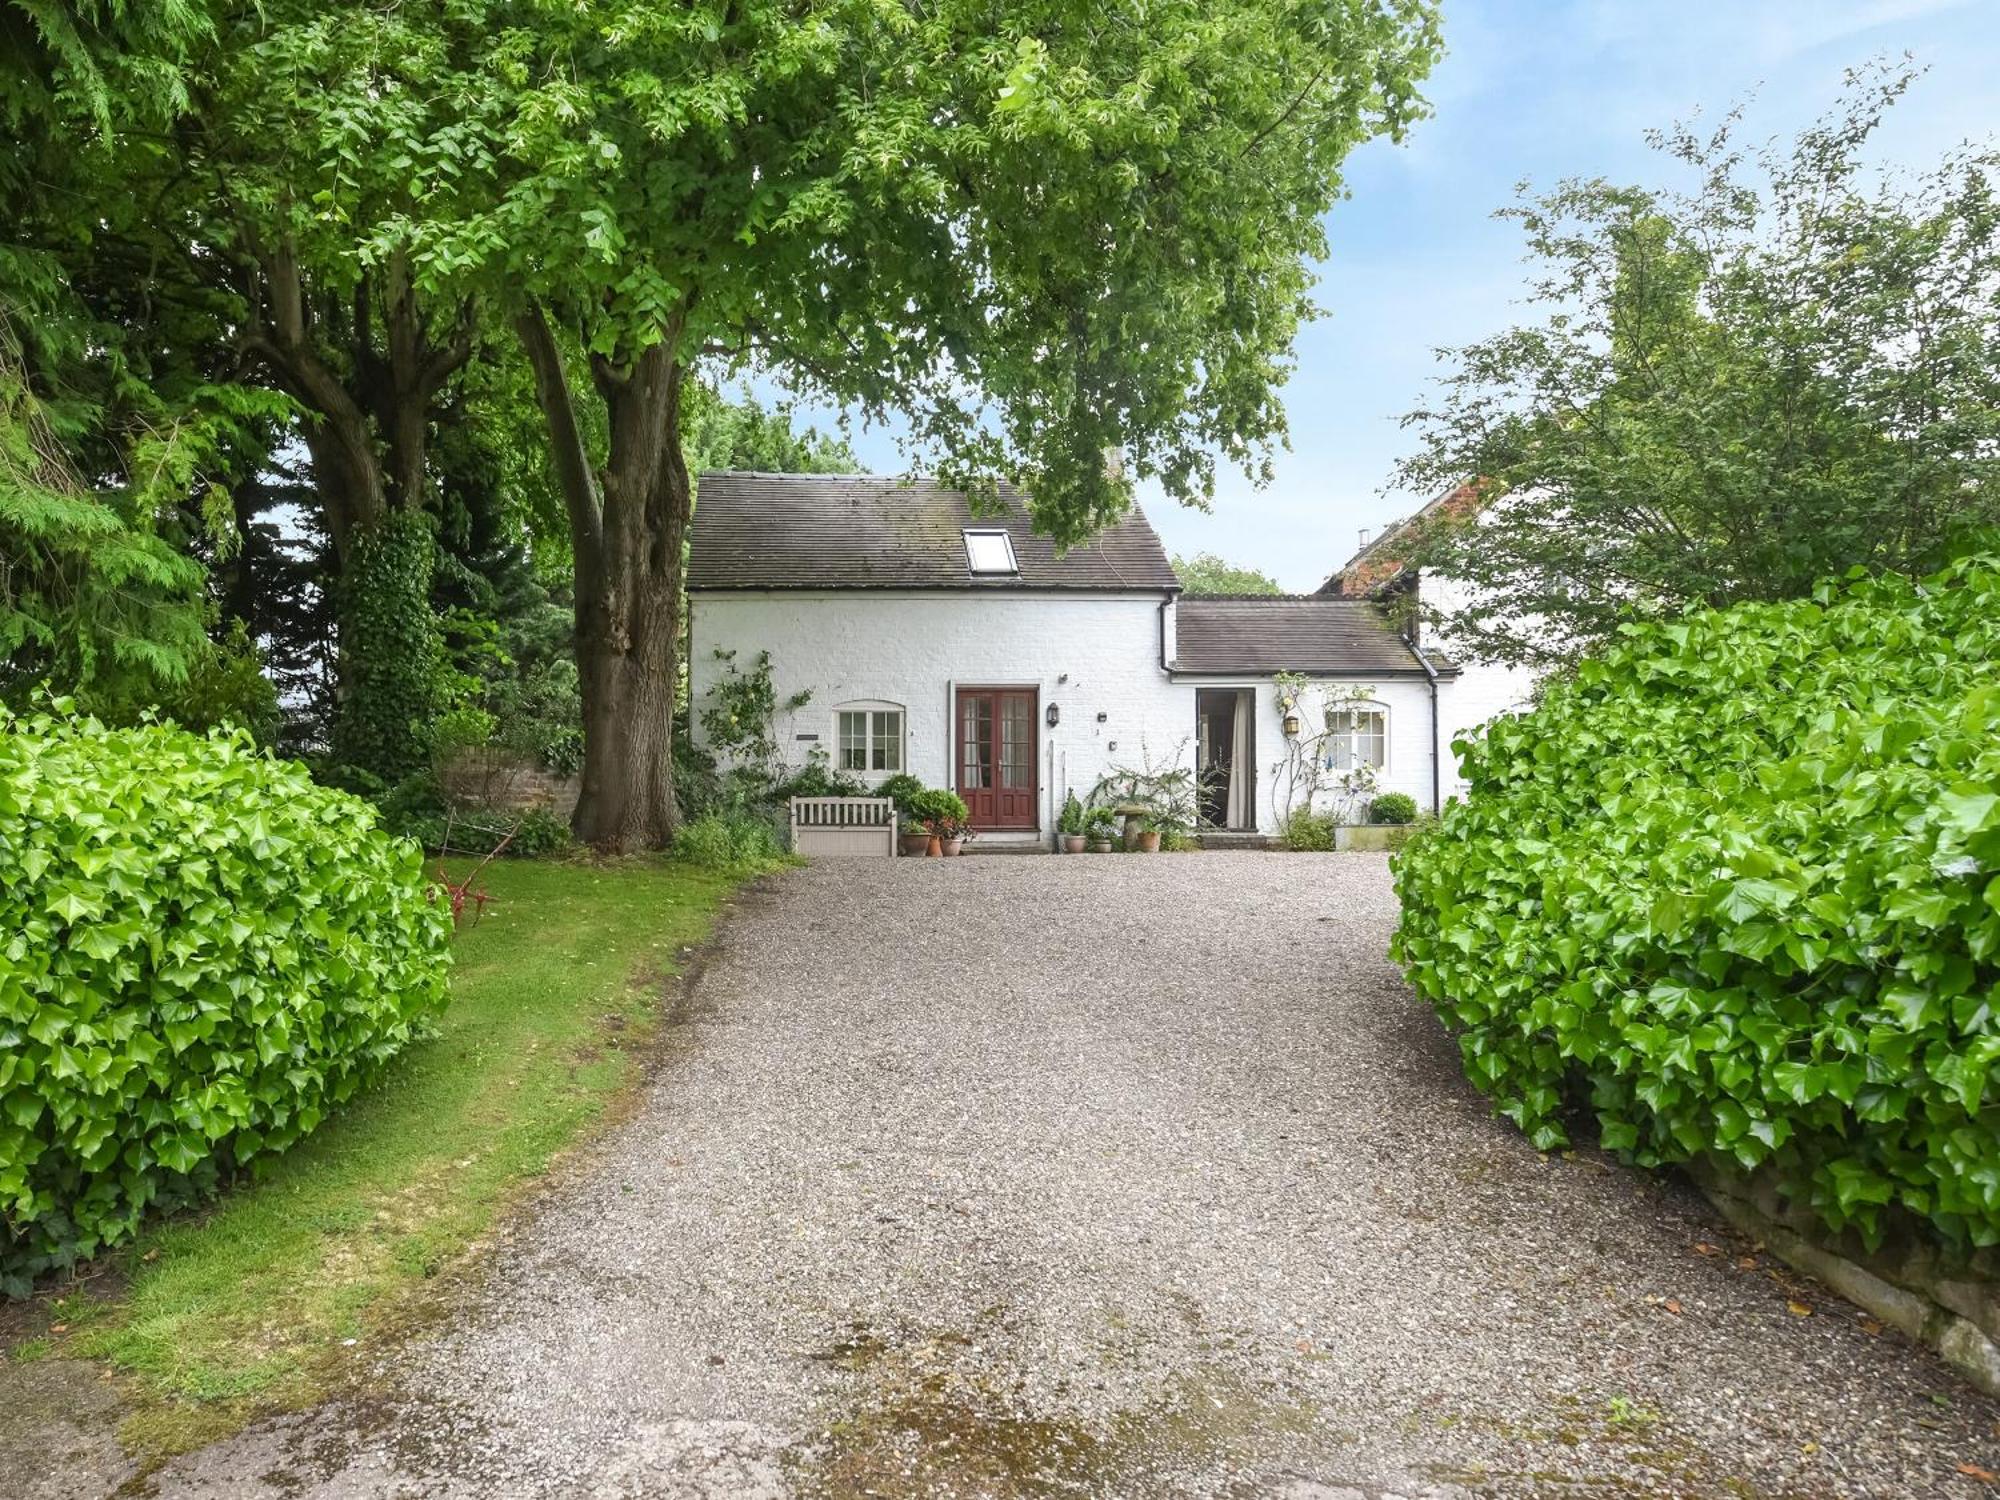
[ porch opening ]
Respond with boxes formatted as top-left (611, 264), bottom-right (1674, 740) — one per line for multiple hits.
top-left (1196, 688), bottom-right (1256, 830)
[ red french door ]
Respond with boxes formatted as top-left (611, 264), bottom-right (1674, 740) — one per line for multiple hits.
top-left (956, 687), bottom-right (1038, 829)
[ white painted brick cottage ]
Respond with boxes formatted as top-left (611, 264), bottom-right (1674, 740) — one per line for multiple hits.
top-left (687, 472), bottom-right (1504, 841)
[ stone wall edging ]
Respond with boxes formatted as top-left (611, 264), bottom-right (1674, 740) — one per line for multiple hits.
top-left (1689, 1160), bottom-right (2000, 1396)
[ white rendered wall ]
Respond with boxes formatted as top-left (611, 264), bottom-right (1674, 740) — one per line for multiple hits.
top-left (1212, 678), bottom-right (1441, 828)
top-left (1416, 570), bottom-right (1544, 803)
top-left (690, 590), bottom-right (1452, 830)
top-left (689, 590), bottom-right (1191, 833)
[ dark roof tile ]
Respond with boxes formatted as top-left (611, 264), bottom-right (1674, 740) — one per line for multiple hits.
top-left (1174, 597), bottom-right (1454, 676)
top-left (687, 472), bottom-right (1178, 592)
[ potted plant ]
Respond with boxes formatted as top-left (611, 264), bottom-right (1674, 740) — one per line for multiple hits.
top-left (935, 814), bottom-right (972, 856)
top-left (882, 774), bottom-right (932, 855)
top-left (1084, 806), bottom-right (1117, 853)
top-left (906, 788), bottom-right (970, 857)
top-left (1057, 792), bottom-right (1087, 853)
top-left (1134, 814), bottom-right (1162, 853)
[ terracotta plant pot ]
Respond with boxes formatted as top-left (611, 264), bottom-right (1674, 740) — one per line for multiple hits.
top-left (926, 835), bottom-right (943, 857)
top-left (941, 836), bottom-right (964, 856)
top-left (1086, 837), bottom-right (1113, 853)
top-left (1137, 830), bottom-right (1162, 853)
top-left (900, 832), bottom-right (932, 857)
top-left (1061, 834), bottom-right (1086, 854)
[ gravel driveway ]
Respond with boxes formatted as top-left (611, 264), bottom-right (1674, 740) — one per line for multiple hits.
top-left (145, 853), bottom-right (2000, 1497)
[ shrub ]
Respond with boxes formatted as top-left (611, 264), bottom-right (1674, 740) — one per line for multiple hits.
top-left (774, 750), bottom-right (870, 801)
top-left (674, 810), bottom-right (784, 869)
top-left (906, 788), bottom-right (970, 830)
top-left (878, 773), bottom-right (926, 821)
top-left (1392, 553), bottom-right (2000, 1250)
top-left (1281, 806), bottom-right (1335, 851)
top-left (1369, 791), bottom-right (1418, 825)
top-left (1058, 791), bottom-right (1085, 836)
top-left (0, 709), bottom-right (453, 1290)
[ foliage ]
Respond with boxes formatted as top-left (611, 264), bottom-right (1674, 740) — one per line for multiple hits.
top-left (1281, 807), bottom-right (1336, 851)
top-left (76, 620), bottom-right (283, 749)
top-left (1370, 791), bottom-right (1418, 826)
top-left (773, 748), bottom-right (870, 801)
top-left (331, 511), bottom-right (451, 783)
top-left (674, 811), bottom-right (785, 871)
top-left (1268, 679), bottom-right (1381, 825)
top-left (878, 773), bottom-right (927, 823)
top-left (906, 788), bottom-right (971, 834)
top-left (1395, 65), bottom-right (2000, 669)
top-left (1058, 791), bottom-right (1086, 836)
top-left (0, 707), bottom-right (453, 1290)
top-left (1090, 745), bottom-right (1199, 837)
top-left (371, 770), bottom-right (572, 858)
top-left (1172, 552), bottom-right (1284, 596)
top-left (685, 388), bottom-right (860, 477)
top-left (1084, 805), bottom-right (1119, 839)
top-left (671, 730), bottom-right (728, 825)
top-left (57, 857), bottom-right (741, 1431)
top-left (1391, 550), bottom-right (2000, 1250)
top-left (698, 649), bottom-right (810, 790)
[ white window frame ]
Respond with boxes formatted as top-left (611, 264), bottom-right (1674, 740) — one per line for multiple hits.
top-left (1323, 701), bottom-right (1389, 774)
top-left (963, 528), bottom-right (1019, 575)
top-left (833, 701), bottom-right (907, 777)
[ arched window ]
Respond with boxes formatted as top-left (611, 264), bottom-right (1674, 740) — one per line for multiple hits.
top-left (1324, 702), bottom-right (1388, 772)
top-left (834, 700), bottom-right (906, 774)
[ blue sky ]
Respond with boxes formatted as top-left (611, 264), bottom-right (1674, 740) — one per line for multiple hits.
top-left (774, 0), bottom-right (1999, 591)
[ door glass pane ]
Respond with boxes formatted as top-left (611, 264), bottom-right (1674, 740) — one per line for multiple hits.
top-left (1000, 695), bottom-right (1032, 788)
top-left (961, 696), bottom-right (992, 788)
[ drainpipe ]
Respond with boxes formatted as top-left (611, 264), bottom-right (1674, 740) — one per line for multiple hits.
top-left (1157, 594), bottom-right (1172, 672)
top-left (1410, 641), bottom-right (1443, 815)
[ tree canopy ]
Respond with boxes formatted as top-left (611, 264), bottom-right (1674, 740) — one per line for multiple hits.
top-left (1173, 552), bottom-right (1285, 595)
top-left (1393, 64), bottom-right (2000, 668)
top-left (4, 0), bottom-right (1446, 848)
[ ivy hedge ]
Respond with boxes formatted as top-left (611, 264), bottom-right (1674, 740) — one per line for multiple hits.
top-left (0, 710), bottom-right (453, 1290)
top-left (1393, 553), bottom-right (2000, 1249)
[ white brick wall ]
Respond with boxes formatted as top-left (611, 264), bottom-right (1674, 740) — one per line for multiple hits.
top-left (1415, 571), bottom-right (1544, 802)
top-left (689, 589), bottom-right (1452, 832)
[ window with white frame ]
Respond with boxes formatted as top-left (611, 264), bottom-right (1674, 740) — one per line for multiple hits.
top-left (1323, 703), bottom-right (1387, 772)
top-left (962, 528), bottom-right (1019, 575)
top-left (835, 703), bottom-right (905, 774)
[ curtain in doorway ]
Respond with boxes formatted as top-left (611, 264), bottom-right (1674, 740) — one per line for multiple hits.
top-left (1227, 690), bottom-right (1253, 829)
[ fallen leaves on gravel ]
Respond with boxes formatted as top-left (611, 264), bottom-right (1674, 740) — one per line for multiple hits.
top-left (1787, 1300), bottom-right (1813, 1317)
top-left (1957, 1463), bottom-right (1999, 1484)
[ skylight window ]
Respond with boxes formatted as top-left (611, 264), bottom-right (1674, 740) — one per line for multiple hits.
top-left (963, 528), bottom-right (1019, 576)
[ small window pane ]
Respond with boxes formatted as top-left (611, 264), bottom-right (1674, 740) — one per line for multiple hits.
top-left (1324, 707), bottom-right (1386, 771)
top-left (838, 711), bottom-right (867, 771)
top-left (964, 529), bottom-right (1018, 574)
top-left (872, 711), bottom-right (901, 771)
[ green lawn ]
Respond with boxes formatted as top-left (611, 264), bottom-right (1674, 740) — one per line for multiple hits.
top-left (34, 855), bottom-right (755, 1452)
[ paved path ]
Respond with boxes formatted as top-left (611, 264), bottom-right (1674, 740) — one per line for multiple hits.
top-left (145, 854), bottom-right (2000, 1497)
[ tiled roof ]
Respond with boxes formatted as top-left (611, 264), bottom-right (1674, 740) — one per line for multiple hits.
top-left (1173, 597), bottom-right (1454, 677)
top-left (1318, 480), bottom-right (1486, 597)
top-left (687, 472), bottom-right (1179, 592)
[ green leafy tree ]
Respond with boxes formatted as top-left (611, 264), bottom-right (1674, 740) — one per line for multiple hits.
top-left (1394, 64), bottom-right (2000, 669)
top-left (475, 0), bottom-right (1440, 849)
top-left (0, 0), bottom-right (271, 706)
top-left (1172, 552), bottom-right (1284, 595)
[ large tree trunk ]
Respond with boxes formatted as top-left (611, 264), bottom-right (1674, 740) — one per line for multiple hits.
top-left (517, 307), bottom-right (689, 852)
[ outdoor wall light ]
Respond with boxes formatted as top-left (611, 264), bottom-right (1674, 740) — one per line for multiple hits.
top-left (1046, 703), bottom-right (1061, 728)
top-left (1282, 712), bottom-right (1302, 738)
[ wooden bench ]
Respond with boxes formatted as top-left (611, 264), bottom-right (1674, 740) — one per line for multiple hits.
top-left (788, 796), bottom-right (898, 858)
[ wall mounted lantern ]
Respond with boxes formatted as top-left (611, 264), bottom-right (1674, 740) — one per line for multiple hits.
top-left (1282, 711), bottom-right (1302, 738)
top-left (1046, 703), bottom-right (1061, 729)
